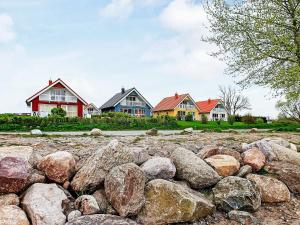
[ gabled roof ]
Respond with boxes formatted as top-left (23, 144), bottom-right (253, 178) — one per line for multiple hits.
top-left (153, 93), bottom-right (200, 112)
top-left (196, 99), bottom-right (220, 113)
top-left (26, 78), bottom-right (88, 106)
top-left (86, 103), bottom-right (101, 112)
top-left (100, 87), bottom-right (153, 110)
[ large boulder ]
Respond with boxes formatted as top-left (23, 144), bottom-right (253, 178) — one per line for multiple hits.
top-left (0, 193), bottom-right (20, 206)
top-left (264, 162), bottom-right (300, 193)
top-left (268, 142), bottom-right (300, 165)
top-left (246, 174), bottom-right (290, 203)
top-left (65, 214), bottom-right (138, 225)
top-left (138, 179), bottom-right (215, 225)
top-left (21, 183), bottom-right (68, 225)
top-left (146, 128), bottom-right (158, 136)
top-left (213, 176), bottom-right (261, 212)
top-left (75, 195), bottom-right (100, 215)
top-left (0, 157), bottom-right (29, 194)
top-left (38, 151), bottom-right (76, 184)
top-left (0, 146), bottom-right (33, 168)
top-left (242, 147), bottom-right (266, 172)
top-left (105, 163), bottom-right (146, 217)
top-left (0, 205), bottom-right (30, 225)
top-left (205, 155), bottom-right (240, 177)
top-left (171, 148), bottom-right (221, 189)
top-left (71, 140), bottom-right (135, 192)
top-left (141, 157), bottom-right (176, 180)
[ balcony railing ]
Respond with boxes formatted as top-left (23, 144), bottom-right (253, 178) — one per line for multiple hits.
top-left (179, 104), bottom-right (195, 109)
top-left (121, 101), bottom-right (146, 107)
top-left (40, 94), bottom-right (77, 103)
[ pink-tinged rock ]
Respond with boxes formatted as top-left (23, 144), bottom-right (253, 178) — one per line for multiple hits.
top-left (105, 163), bottom-right (146, 217)
top-left (264, 162), bottom-right (300, 194)
top-left (205, 155), bottom-right (240, 177)
top-left (197, 145), bottom-right (219, 159)
top-left (242, 147), bottom-right (266, 172)
top-left (0, 157), bottom-right (29, 194)
top-left (38, 151), bottom-right (76, 184)
top-left (246, 174), bottom-right (290, 203)
top-left (0, 193), bottom-right (20, 206)
top-left (0, 205), bottom-right (30, 225)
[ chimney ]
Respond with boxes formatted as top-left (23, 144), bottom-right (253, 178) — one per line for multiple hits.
top-left (121, 87), bottom-right (125, 94)
top-left (208, 98), bottom-right (211, 104)
top-left (49, 79), bottom-right (53, 85)
top-left (175, 92), bottom-right (179, 99)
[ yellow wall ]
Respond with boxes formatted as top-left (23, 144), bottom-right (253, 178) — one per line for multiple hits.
top-left (153, 108), bottom-right (201, 120)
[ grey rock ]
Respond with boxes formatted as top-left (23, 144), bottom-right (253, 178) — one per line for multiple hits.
top-left (65, 214), bottom-right (138, 225)
top-left (171, 147), bottom-right (221, 189)
top-left (90, 128), bottom-right (103, 136)
top-left (213, 176), bottom-right (261, 212)
top-left (141, 157), bottom-right (176, 180)
top-left (71, 140), bottom-right (135, 192)
top-left (138, 179), bottom-right (215, 225)
top-left (228, 210), bottom-right (261, 225)
top-left (30, 129), bottom-right (43, 135)
top-left (146, 128), bottom-right (158, 136)
top-left (92, 189), bottom-right (109, 213)
top-left (68, 210), bottom-right (82, 222)
top-left (236, 165), bottom-right (252, 177)
top-left (75, 195), bottom-right (100, 215)
top-left (131, 147), bottom-right (150, 165)
top-left (105, 163), bottom-right (146, 217)
top-left (21, 183), bottom-right (67, 225)
top-left (0, 205), bottom-right (30, 225)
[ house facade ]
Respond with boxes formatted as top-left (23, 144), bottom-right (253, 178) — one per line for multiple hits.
top-left (26, 79), bottom-right (88, 117)
top-left (152, 93), bottom-right (200, 120)
top-left (100, 88), bottom-right (153, 117)
top-left (196, 99), bottom-right (228, 121)
top-left (84, 103), bottom-right (101, 117)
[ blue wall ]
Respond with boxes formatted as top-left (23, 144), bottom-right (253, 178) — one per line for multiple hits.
top-left (115, 103), bottom-right (152, 116)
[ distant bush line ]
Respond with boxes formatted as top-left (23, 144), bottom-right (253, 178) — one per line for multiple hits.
top-left (0, 113), bottom-right (298, 132)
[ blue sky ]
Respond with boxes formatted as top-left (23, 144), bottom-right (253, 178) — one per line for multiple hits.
top-left (0, 0), bottom-right (280, 117)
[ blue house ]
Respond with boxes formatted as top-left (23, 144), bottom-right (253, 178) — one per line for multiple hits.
top-left (100, 87), bottom-right (153, 117)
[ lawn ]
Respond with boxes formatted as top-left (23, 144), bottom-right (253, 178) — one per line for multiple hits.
top-left (176, 120), bottom-right (300, 132)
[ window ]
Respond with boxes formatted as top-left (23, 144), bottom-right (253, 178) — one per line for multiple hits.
top-left (61, 105), bottom-right (78, 117)
top-left (51, 89), bottom-right (66, 101)
top-left (128, 96), bottom-right (136, 102)
top-left (221, 114), bottom-right (225, 118)
top-left (212, 113), bottom-right (218, 118)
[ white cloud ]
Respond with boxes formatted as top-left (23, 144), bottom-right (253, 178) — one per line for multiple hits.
top-left (159, 0), bottom-right (208, 32)
top-left (0, 14), bottom-right (15, 42)
top-left (99, 0), bottom-right (134, 19)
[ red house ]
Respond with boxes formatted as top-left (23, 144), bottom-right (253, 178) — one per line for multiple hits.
top-left (26, 79), bottom-right (88, 117)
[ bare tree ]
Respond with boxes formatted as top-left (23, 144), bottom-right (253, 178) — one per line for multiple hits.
top-left (219, 86), bottom-right (251, 115)
top-left (276, 99), bottom-right (300, 122)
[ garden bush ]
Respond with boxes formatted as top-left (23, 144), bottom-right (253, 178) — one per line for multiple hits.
top-left (241, 114), bottom-right (256, 124)
top-left (256, 117), bottom-right (265, 124)
top-left (185, 113), bottom-right (194, 121)
top-left (227, 115), bottom-right (235, 125)
top-left (201, 114), bottom-right (208, 124)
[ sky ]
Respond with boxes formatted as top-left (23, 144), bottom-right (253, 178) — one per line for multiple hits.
top-left (0, 0), bottom-right (280, 118)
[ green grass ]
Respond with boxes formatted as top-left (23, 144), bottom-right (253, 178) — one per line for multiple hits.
top-left (176, 120), bottom-right (300, 132)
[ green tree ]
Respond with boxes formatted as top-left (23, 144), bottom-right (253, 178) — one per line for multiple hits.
top-left (51, 107), bottom-right (66, 117)
top-left (205, 0), bottom-right (300, 99)
top-left (276, 98), bottom-right (300, 121)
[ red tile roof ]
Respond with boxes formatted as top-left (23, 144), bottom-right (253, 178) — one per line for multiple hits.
top-left (196, 99), bottom-right (220, 113)
top-left (153, 94), bottom-right (189, 112)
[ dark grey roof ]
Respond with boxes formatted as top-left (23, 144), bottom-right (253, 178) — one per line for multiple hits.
top-left (100, 88), bottom-right (135, 110)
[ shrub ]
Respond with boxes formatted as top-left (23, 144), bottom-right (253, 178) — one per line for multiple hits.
top-left (201, 114), bottom-right (208, 124)
top-left (242, 113), bottom-right (256, 124)
top-left (216, 119), bottom-right (222, 125)
top-left (185, 113), bottom-right (193, 121)
top-left (51, 108), bottom-right (66, 117)
top-left (228, 115), bottom-right (235, 125)
top-left (256, 118), bottom-right (265, 124)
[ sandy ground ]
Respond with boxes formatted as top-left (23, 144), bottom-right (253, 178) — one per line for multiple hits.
top-left (0, 131), bottom-right (299, 225)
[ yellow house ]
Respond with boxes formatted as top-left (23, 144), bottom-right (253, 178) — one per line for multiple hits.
top-left (152, 93), bottom-right (201, 120)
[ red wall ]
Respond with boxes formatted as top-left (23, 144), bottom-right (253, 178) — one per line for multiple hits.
top-left (77, 100), bottom-right (83, 117)
top-left (32, 97), bottom-right (39, 111)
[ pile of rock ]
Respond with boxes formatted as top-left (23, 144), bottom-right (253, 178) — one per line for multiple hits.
top-left (0, 137), bottom-right (298, 225)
